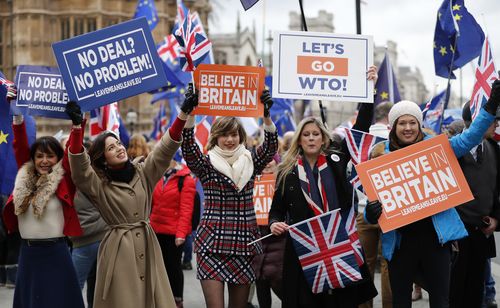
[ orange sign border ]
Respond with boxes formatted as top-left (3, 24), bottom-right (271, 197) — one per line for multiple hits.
top-left (355, 134), bottom-right (473, 233)
top-left (193, 64), bottom-right (265, 117)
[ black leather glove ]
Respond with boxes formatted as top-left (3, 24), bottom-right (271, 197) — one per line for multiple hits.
top-left (65, 101), bottom-right (83, 125)
top-left (485, 79), bottom-right (500, 115)
top-left (261, 89), bottom-right (273, 118)
top-left (180, 83), bottom-right (198, 114)
top-left (365, 200), bottom-right (382, 224)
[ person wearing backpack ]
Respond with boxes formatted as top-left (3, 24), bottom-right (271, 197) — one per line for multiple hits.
top-left (150, 158), bottom-right (196, 308)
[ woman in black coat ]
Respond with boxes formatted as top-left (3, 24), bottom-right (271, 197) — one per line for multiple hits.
top-left (268, 66), bottom-right (378, 308)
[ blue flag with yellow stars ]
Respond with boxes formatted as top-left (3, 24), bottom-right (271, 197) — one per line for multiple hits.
top-left (375, 53), bottom-right (401, 105)
top-left (433, 0), bottom-right (484, 79)
top-left (133, 0), bottom-right (158, 30)
top-left (0, 71), bottom-right (36, 195)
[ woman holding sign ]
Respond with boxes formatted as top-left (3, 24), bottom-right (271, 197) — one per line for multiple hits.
top-left (65, 89), bottom-right (198, 308)
top-left (2, 111), bottom-right (84, 307)
top-left (181, 90), bottom-right (278, 308)
top-left (268, 67), bottom-right (379, 308)
top-left (364, 80), bottom-right (500, 308)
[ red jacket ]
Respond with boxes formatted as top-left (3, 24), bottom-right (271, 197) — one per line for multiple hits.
top-left (2, 121), bottom-right (83, 237)
top-left (150, 166), bottom-right (195, 239)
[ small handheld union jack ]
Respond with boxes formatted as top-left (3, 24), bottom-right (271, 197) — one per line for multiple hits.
top-left (470, 36), bottom-right (498, 121)
top-left (173, 11), bottom-right (212, 72)
top-left (288, 209), bottom-right (364, 293)
top-left (344, 128), bottom-right (386, 192)
top-left (0, 76), bottom-right (16, 100)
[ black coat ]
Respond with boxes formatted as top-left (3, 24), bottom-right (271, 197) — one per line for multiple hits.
top-left (268, 103), bottom-right (377, 308)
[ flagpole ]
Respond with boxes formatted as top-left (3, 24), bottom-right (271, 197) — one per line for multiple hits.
top-left (298, 0), bottom-right (328, 127)
top-left (438, 38), bottom-right (458, 133)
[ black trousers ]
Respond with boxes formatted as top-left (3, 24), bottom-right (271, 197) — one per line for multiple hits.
top-left (449, 227), bottom-right (495, 308)
top-left (156, 234), bottom-right (185, 299)
top-left (388, 229), bottom-right (451, 308)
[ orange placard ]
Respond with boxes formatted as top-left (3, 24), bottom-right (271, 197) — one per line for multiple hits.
top-left (253, 173), bottom-right (276, 226)
top-left (355, 135), bottom-right (473, 233)
top-left (296, 56), bottom-right (348, 76)
top-left (193, 64), bottom-right (265, 117)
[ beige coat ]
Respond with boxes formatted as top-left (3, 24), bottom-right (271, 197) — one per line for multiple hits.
top-left (69, 131), bottom-right (180, 308)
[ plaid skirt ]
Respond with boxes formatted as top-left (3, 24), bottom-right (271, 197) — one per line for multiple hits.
top-left (196, 252), bottom-right (256, 284)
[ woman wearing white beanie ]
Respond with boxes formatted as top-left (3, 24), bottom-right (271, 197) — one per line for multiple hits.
top-left (364, 80), bottom-right (500, 308)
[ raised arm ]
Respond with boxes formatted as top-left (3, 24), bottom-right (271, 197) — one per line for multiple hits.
top-left (11, 115), bottom-right (30, 168)
top-left (450, 80), bottom-right (499, 158)
top-left (253, 90), bottom-right (279, 175)
top-left (181, 117), bottom-right (212, 178)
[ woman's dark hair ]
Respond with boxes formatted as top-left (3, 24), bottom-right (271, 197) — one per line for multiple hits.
top-left (88, 131), bottom-right (119, 178)
top-left (30, 136), bottom-right (64, 162)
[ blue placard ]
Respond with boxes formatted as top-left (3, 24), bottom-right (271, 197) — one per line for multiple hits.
top-left (13, 65), bottom-right (70, 119)
top-left (52, 17), bottom-right (167, 111)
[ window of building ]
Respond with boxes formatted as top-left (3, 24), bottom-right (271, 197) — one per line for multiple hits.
top-left (215, 51), bottom-right (227, 65)
top-left (61, 18), bottom-right (70, 40)
top-left (74, 18), bottom-right (84, 36)
top-left (87, 18), bottom-right (97, 32)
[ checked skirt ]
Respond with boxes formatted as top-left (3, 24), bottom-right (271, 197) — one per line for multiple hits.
top-left (196, 252), bottom-right (256, 284)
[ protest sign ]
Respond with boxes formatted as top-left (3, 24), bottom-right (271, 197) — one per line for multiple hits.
top-left (52, 17), bottom-right (167, 111)
top-left (13, 65), bottom-right (70, 119)
top-left (272, 30), bottom-right (373, 103)
top-left (253, 173), bottom-right (276, 226)
top-left (193, 64), bottom-right (265, 117)
top-left (355, 135), bottom-right (473, 233)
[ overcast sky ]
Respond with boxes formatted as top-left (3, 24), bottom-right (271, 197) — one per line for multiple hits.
top-left (208, 0), bottom-right (500, 104)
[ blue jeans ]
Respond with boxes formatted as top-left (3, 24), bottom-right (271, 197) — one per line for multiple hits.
top-left (484, 258), bottom-right (496, 302)
top-left (71, 241), bottom-right (100, 289)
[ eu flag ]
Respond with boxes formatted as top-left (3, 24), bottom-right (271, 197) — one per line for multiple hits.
top-left (133, 0), bottom-right (158, 30)
top-left (374, 53), bottom-right (401, 105)
top-left (0, 72), bottom-right (36, 195)
top-left (433, 0), bottom-right (484, 78)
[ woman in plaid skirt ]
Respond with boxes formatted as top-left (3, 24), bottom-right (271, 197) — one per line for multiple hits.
top-left (181, 90), bottom-right (278, 308)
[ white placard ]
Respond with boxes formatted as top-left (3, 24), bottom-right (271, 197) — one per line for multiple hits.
top-left (272, 31), bottom-right (374, 103)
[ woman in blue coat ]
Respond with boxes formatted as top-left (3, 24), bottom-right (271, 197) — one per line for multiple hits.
top-left (365, 80), bottom-right (500, 308)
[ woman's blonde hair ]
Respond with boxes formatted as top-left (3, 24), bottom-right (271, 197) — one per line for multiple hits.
top-left (127, 134), bottom-right (150, 160)
top-left (207, 117), bottom-right (247, 151)
top-left (276, 117), bottom-right (331, 192)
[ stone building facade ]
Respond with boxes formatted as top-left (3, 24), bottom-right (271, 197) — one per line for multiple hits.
top-left (0, 0), bottom-right (211, 136)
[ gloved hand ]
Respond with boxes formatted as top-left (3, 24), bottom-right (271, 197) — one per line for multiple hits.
top-left (6, 84), bottom-right (17, 101)
top-left (261, 89), bottom-right (273, 118)
top-left (485, 79), bottom-right (500, 115)
top-left (180, 83), bottom-right (198, 114)
top-left (65, 101), bottom-right (83, 125)
top-left (365, 200), bottom-right (382, 223)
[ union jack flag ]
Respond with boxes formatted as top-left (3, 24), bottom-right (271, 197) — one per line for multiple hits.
top-left (344, 128), bottom-right (386, 192)
top-left (470, 36), bottom-right (498, 121)
top-left (0, 76), bottom-right (16, 99)
top-left (158, 35), bottom-right (181, 64)
top-left (194, 115), bottom-right (214, 153)
top-left (173, 11), bottom-right (212, 72)
top-left (151, 102), bottom-right (168, 141)
top-left (89, 102), bottom-right (121, 140)
top-left (288, 209), bottom-right (364, 293)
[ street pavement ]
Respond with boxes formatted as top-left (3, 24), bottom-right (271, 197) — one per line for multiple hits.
top-left (1, 256), bottom-right (500, 307)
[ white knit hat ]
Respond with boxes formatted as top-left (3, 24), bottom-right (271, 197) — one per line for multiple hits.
top-left (388, 100), bottom-right (423, 127)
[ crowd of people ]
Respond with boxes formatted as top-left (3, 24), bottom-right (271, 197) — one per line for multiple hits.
top-left (0, 67), bottom-right (499, 308)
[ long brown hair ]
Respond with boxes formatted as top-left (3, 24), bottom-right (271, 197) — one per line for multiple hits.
top-left (127, 134), bottom-right (150, 159)
top-left (88, 131), bottom-right (120, 180)
top-left (206, 117), bottom-right (247, 151)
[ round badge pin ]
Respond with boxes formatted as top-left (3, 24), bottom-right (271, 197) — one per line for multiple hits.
top-left (330, 154), bottom-right (340, 162)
